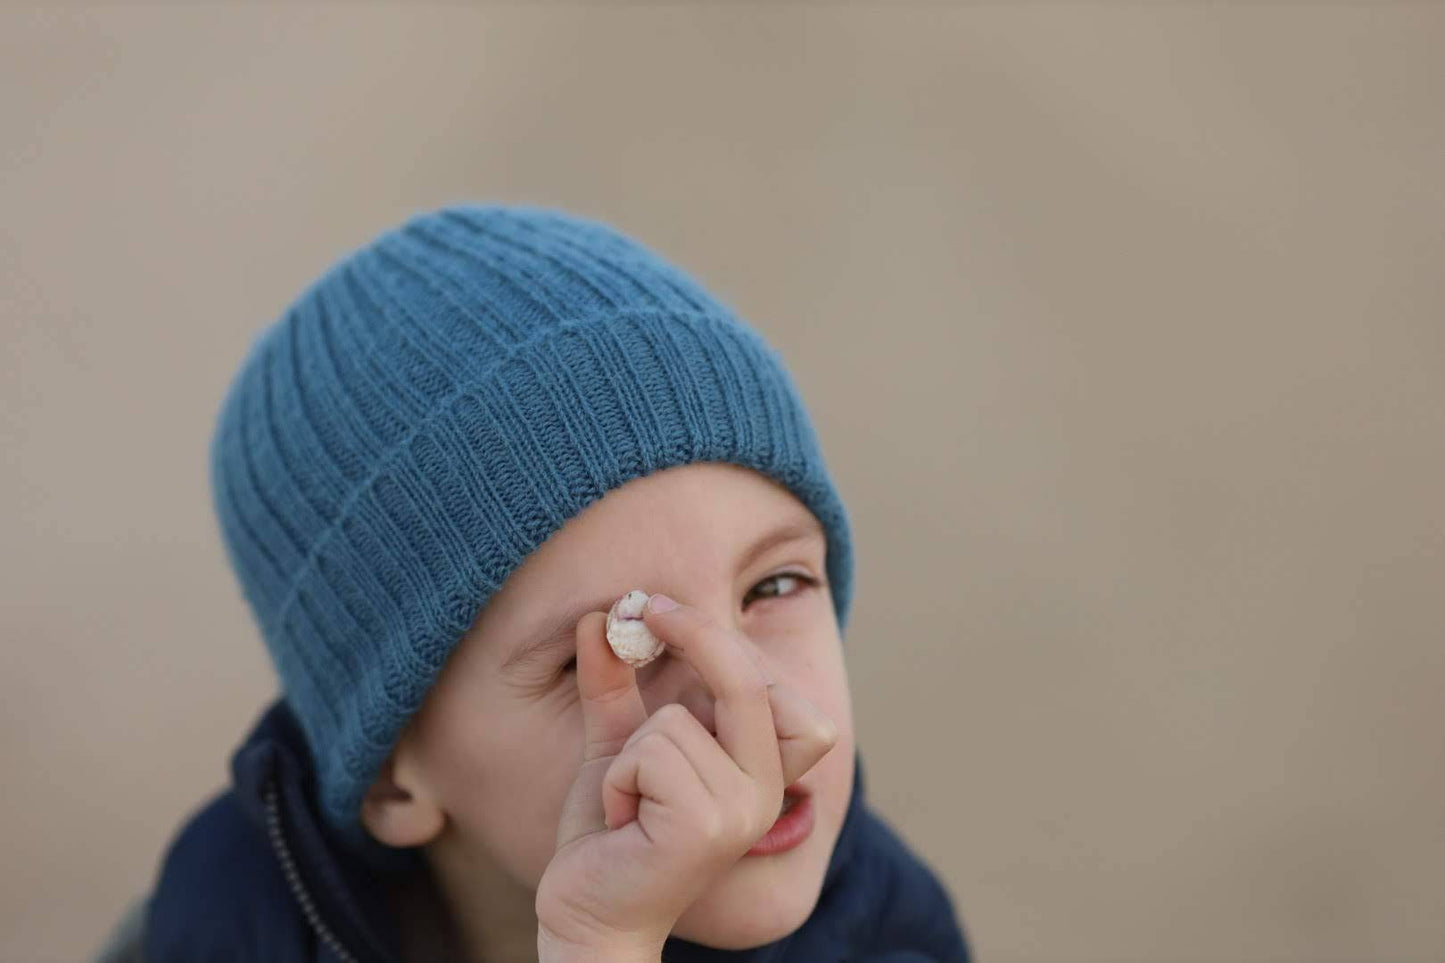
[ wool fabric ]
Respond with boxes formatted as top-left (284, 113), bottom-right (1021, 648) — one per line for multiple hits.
top-left (208, 203), bottom-right (856, 845)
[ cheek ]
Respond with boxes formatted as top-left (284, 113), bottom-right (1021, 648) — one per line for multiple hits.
top-left (807, 648), bottom-right (854, 751)
top-left (423, 703), bottom-right (586, 885)
top-left (758, 616), bottom-right (848, 695)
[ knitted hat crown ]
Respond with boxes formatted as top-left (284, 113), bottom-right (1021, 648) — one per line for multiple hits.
top-left (209, 203), bottom-right (855, 843)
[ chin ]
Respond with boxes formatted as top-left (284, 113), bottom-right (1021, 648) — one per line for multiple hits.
top-left (668, 849), bottom-right (827, 950)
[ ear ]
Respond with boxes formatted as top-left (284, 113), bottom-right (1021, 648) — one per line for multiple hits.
top-left (360, 738), bottom-right (446, 848)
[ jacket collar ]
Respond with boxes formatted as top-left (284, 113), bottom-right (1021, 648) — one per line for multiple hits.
top-left (227, 697), bottom-right (877, 962)
top-left (230, 699), bottom-right (409, 962)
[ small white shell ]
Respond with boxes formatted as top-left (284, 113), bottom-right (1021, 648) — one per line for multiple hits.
top-left (605, 589), bottom-right (666, 668)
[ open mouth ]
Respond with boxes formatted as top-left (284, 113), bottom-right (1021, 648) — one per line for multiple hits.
top-left (778, 786), bottom-right (806, 818)
top-left (749, 785), bottom-right (816, 856)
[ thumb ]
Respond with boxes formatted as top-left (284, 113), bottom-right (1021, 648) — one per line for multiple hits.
top-left (555, 610), bottom-right (648, 852)
top-left (575, 610), bottom-right (648, 762)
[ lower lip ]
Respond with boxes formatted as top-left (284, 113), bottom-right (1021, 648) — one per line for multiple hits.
top-left (746, 793), bottom-right (814, 856)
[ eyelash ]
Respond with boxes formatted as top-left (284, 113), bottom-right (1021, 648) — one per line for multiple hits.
top-left (558, 571), bottom-right (821, 675)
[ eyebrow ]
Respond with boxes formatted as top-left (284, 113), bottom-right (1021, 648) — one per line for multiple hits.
top-left (499, 515), bottom-right (825, 675)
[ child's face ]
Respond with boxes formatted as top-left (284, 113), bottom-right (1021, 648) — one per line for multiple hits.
top-left (379, 461), bottom-right (855, 951)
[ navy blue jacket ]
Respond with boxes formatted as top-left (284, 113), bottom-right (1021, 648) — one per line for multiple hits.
top-left (131, 700), bottom-right (971, 962)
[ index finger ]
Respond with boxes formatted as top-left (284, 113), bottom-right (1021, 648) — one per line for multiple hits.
top-left (640, 595), bottom-right (781, 787)
top-left (575, 610), bottom-right (649, 762)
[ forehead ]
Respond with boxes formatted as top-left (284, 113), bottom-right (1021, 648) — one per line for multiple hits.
top-left (473, 462), bottom-right (825, 652)
top-left (543, 461), bottom-right (817, 562)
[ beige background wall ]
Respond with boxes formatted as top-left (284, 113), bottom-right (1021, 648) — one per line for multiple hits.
top-left (3, 4), bottom-right (1442, 961)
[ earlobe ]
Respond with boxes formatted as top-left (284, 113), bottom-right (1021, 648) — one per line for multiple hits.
top-left (360, 751), bottom-right (445, 848)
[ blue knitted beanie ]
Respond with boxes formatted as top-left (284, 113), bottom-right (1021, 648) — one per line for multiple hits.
top-left (209, 203), bottom-right (855, 846)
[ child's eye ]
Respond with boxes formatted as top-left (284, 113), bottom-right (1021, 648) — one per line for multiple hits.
top-left (556, 572), bottom-right (821, 677)
top-left (743, 571), bottom-right (820, 610)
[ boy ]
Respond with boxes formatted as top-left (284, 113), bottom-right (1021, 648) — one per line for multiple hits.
top-left (100, 204), bottom-right (972, 962)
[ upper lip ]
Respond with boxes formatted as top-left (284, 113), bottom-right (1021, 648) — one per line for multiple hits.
top-left (783, 783), bottom-right (809, 799)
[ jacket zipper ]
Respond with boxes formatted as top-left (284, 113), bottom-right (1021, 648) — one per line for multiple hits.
top-left (263, 778), bottom-right (363, 963)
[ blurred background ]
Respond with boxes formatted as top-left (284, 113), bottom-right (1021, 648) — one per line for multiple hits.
top-left (3, 4), bottom-right (1443, 961)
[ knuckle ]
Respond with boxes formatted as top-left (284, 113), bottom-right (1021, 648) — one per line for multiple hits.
top-left (630, 729), bottom-right (670, 760)
top-left (685, 605), bottom-right (718, 630)
top-left (697, 806), bottom-right (727, 845)
top-left (723, 788), bottom-right (762, 842)
top-left (691, 610), bottom-right (732, 645)
top-left (734, 807), bottom-right (761, 843)
top-left (620, 718), bottom-right (653, 753)
top-left (653, 702), bottom-right (693, 730)
top-left (742, 679), bottom-right (773, 707)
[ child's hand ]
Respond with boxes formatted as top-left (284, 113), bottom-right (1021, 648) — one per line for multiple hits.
top-left (534, 593), bottom-right (839, 962)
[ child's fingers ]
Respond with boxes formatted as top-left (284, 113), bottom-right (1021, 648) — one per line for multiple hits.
top-left (575, 610), bottom-right (648, 762)
top-left (553, 612), bottom-right (651, 852)
top-left (640, 596), bottom-right (782, 791)
top-left (601, 725), bottom-right (724, 853)
top-left (763, 680), bottom-right (840, 789)
top-left (610, 703), bottom-right (757, 827)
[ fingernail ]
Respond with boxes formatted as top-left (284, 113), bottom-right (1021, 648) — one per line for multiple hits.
top-left (647, 593), bottom-right (678, 613)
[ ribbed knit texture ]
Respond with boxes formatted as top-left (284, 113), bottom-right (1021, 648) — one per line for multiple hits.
top-left (208, 203), bottom-right (856, 845)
